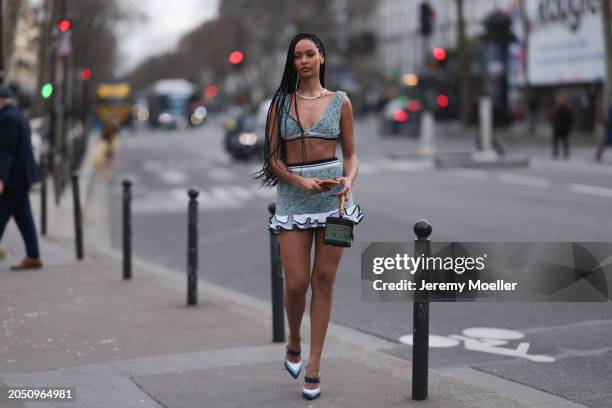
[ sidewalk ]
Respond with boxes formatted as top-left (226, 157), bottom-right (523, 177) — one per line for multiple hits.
top-left (0, 143), bottom-right (587, 407)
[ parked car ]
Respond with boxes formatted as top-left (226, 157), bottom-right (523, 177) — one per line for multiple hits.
top-left (379, 97), bottom-right (421, 137)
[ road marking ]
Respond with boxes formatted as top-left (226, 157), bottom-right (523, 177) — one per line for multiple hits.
top-left (252, 187), bottom-right (276, 199)
top-left (380, 158), bottom-right (434, 172)
top-left (223, 185), bottom-right (254, 200)
top-left (359, 159), bottom-right (434, 175)
top-left (358, 162), bottom-right (380, 175)
top-left (462, 327), bottom-right (524, 340)
top-left (132, 185), bottom-right (274, 215)
top-left (143, 158), bottom-right (210, 172)
top-left (567, 183), bottom-right (612, 198)
top-left (398, 334), bottom-right (460, 348)
top-left (207, 168), bottom-right (236, 182)
top-left (159, 169), bottom-right (188, 185)
top-left (499, 173), bottom-right (552, 189)
top-left (399, 327), bottom-right (555, 363)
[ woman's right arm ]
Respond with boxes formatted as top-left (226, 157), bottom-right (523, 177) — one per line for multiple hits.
top-left (267, 102), bottom-right (324, 193)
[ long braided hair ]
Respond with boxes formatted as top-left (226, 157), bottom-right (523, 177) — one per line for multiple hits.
top-left (253, 33), bottom-right (326, 187)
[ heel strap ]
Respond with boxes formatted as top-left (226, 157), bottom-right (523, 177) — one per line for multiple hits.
top-left (286, 347), bottom-right (301, 357)
top-left (304, 376), bottom-right (320, 384)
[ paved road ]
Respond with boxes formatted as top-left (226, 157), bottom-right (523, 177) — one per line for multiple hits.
top-left (109, 118), bottom-right (612, 407)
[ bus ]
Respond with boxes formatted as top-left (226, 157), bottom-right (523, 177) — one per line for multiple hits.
top-left (145, 79), bottom-right (197, 129)
top-left (95, 80), bottom-right (132, 128)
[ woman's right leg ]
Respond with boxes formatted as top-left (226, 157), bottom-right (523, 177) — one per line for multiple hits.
top-left (280, 229), bottom-right (314, 358)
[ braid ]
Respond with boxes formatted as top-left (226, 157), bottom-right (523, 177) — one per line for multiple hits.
top-left (253, 33), bottom-right (327, 187)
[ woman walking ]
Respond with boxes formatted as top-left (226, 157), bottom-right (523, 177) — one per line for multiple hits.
top-left (255, 33), bottom-right (364, 400)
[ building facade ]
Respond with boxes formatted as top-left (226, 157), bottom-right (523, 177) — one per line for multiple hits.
top-left (6, 3), bottom-right (40, 94)
top-left (376, 0), bottom-right (516, 75)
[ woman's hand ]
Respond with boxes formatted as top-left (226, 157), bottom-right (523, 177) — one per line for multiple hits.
top-left (333, 176), bottom-right (352, 199)
top-left (297, 177), bottom-right (327, 194)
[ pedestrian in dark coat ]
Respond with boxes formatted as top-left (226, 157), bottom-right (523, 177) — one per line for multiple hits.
top-left (595, 103), bottom-right (612, 162)
top-left (551, 94), bottom-right (573, 160)
top-left (0, 85), bottom-right (43, 270)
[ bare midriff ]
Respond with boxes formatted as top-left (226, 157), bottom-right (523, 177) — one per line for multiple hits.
top-left (286, 138), bottom-right (336, 165)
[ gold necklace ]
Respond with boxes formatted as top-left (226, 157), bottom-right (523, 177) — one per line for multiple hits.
top-left (296, 88), bottom-right (328, 100)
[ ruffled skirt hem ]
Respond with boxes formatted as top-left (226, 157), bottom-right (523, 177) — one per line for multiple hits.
top-left (269, 204), bottom-right (364, 234)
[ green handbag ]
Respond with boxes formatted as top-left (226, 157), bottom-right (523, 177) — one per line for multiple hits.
top-left (323, 196), bottom-right (354, 247)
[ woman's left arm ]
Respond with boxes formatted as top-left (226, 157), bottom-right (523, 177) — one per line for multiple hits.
top-left (334, 95), bottom-right (358, 198)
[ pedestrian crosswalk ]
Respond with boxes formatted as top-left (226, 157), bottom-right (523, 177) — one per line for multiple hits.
top-left (122, 157), bottom-right (435, 216)
top-left (127, 184), bottom-right (276, 215)
top-left (119, 152), bottom-right (612, 216)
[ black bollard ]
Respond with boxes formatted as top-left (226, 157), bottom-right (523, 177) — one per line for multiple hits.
top-left (40, 154), bottom-right (48, 236)
top-left (268, 203), bottom-right (285, 343)
top-left (187, 189), bottom-right (199, 306)
top-left (122, 179), bottom-right (132, 280)
top-left (71, 174), bottom-right (84, 260)
top-left (412, 219), bottom-right (432, 401)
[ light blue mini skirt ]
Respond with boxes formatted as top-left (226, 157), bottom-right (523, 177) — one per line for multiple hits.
top-left (269, 157), bottom-right (364, 233)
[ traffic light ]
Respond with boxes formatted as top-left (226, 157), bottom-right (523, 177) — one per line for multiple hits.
top-left (40, 83), bottom-right (53, 99)
top-left (204, 85), bottom-right (218, 99)
top-left (80, 68), bottom-right (92, 81)
top-left (432, 47), bottom-right (447, 69)
top-left (228, 51), bottom-right (244, 66)
top-left (432, 48), bottom-right (446, 61)
top-left (436, 94), bottom-right (449, 108)
top-left (419, 2), bottom-right (433, 36)
top-left (57, 18), bottom-right (72, 33)
top-left (483, 10), bottom-right (515, 45)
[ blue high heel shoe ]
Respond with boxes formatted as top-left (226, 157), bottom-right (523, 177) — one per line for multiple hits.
top-left (284, 347), bottom-right (303, 379)
top-left (302, 371), bottom-right (321, 400)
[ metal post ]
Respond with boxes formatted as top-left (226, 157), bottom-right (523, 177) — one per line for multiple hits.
top-left (475, 96), bottom-right (497, 161)
top-left (268, 202), bottom-right (285, 343)
top-left (412, 219), bottom-right (432, 401)
top-left (122, 179), bottom-right (132, 280)
top-left (419, 110), bottom-right (436, 157)
top-left (40, 154), bottom-right (48, 236)
top-left (71, 173), bottom-right (83, 260)
top-left (187, 189), bottom-right (199, 306)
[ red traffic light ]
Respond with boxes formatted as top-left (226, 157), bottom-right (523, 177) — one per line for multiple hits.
top-left (393, 109), bottom-right (409, 123)
top-left (436, 94), bottom-right (449, 108)
top-left (204, 85), bottom-right (218, 99)
top-left (58, 18), bottom-right (72, 33)
top-left (407, 100), bottom-right (421, 112)
top-left (433, 47), bottom-right (446, 61)
top-left (228, 51), bottom-right (244, 65)
top-left (80, 68), bottom-right (92, 81)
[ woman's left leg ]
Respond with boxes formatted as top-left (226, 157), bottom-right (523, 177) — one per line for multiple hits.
top-left (305, 228), bottom-right (344, 387)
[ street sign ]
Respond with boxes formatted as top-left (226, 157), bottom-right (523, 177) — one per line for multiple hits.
top-left (56, 32), bottom-right (72, 57)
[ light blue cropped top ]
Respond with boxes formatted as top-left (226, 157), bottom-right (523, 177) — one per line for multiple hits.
top-left (280, 90), bottom-right (346, 141)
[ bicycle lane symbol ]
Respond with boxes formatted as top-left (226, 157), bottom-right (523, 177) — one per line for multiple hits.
top-left (399, 327), bottom-right (555, 363)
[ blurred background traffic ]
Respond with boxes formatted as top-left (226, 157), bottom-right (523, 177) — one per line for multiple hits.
top-left (2, 2), bottom-right (612, 405)
top-left (2, 0), bottom-right (611, 168)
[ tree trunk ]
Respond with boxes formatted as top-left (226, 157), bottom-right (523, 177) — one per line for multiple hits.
top-left (602, 0), bottom-right (612, 114)
top-left (2, 0), bottom-right (22, 83)
top-left (456, 0), bottom-right (472, 125)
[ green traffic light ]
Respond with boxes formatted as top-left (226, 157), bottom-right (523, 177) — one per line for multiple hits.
top-left (41, 83), bottom-right (53, 99)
